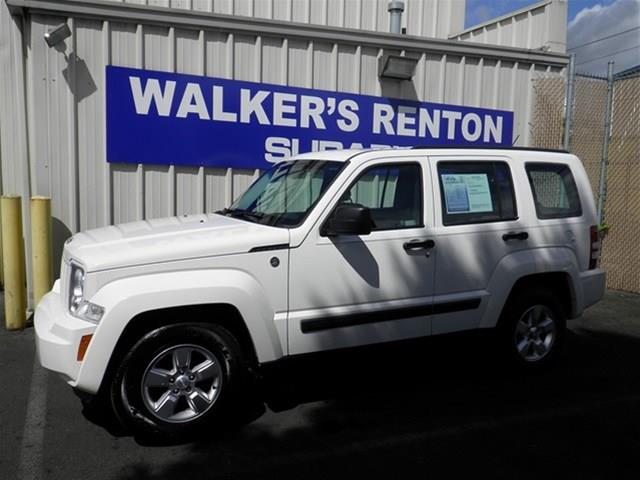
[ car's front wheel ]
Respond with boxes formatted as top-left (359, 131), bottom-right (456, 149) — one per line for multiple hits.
top-left (111, 323), bottom-right (249, 441)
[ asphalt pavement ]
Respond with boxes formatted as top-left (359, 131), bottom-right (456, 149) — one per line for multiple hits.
top-left (2, 290), bottom-right (640, 479)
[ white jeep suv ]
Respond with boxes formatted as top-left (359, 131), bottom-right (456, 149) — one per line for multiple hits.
top-left (35, 147), bottom-right (606, 439)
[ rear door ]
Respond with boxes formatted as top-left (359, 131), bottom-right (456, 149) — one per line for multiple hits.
top-left (429, 155), bottom-right (529, 335)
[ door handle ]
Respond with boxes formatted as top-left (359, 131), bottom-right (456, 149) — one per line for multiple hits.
top-left (502, 231), bottom-right (529, 241)
top-left (403, 239), bottom-right (435, 252)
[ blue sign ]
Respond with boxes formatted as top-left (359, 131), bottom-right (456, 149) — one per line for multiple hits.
top-left (106, 66), bottom-right (514, 169)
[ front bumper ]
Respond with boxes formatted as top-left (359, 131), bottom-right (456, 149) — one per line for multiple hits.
top-left (34, 281), bottom-right (97, 386)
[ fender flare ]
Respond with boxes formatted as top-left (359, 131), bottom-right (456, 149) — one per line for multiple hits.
top-left (479, 247), bottom-right (582, 329)
top-left (76, 269), bottom-right (283, 394)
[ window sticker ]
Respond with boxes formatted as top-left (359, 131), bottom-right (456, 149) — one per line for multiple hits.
top-left (442, 173), bottom-right (493, 214)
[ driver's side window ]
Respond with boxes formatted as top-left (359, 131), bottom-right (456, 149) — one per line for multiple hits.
top-left (342, 163), bottom-right (423, 231)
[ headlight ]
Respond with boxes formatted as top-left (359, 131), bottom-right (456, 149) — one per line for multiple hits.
top-left (68, 263), bottom-right (104, 323)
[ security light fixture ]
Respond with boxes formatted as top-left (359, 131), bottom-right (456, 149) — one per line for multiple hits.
top-left (44, 23), bottom-right (71, 48)
top-left (378, 54), bottom-right (418, 80)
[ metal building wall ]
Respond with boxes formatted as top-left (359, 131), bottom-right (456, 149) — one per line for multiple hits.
top-left (450, 0), bottom-right (567, 53)
top-left (103, 0), bottom-right (465, 39)
top-left (0, 0), bottom-right (568, 303)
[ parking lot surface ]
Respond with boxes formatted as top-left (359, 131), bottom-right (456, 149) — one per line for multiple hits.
top-left (2, 290), bottom-right (640, 479)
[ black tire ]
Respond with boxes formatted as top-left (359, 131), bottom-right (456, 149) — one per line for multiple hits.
top-left (498, 288), bottom-right (566, 369)
top-left (110, 323), bottom-right (250, 442)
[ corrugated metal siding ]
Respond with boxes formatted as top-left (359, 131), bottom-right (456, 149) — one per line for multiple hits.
top-left (450, 0), bottom-right (567, 53)
top-left (23, 13), bottom-right (563, 229)
top-left (0, 0), bottom-right (567, 304)
top-left (103, 0), bottom-right (465, 38)
top-left (0, 1), bottom-right (34, 299)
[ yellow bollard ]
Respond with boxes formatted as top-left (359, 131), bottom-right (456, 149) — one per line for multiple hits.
top-left (1, 196), bottom-right (27, 330)
top-left (0, 204), bottom-right (3, 289)
top-left (31, 196), bottom-right (53, 306)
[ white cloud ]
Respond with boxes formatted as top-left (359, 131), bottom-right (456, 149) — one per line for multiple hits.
top-left (569, 4), bottom-right (605, 30)
top-left (568, 0), bottom-right (640, 75)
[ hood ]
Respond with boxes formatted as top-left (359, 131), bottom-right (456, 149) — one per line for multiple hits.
top-left (64, 213), bottom-right (290, 271)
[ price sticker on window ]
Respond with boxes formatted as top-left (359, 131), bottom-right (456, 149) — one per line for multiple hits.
top-left (442, 173), bottom-right (493, 214)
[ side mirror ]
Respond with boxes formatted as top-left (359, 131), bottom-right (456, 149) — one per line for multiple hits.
top-left (321, 203), bottom-right (375, 236)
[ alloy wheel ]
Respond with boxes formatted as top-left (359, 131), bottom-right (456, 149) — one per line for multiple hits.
top-left (513, 305), bottom-right (557, 362)
top-left (141, 344), bottom-right (223, 423)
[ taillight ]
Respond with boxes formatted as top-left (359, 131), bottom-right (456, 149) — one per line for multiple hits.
top-left (589, 225), bottom-right (601, 269)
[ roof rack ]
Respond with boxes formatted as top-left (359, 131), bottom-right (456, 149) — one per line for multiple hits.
top-left (410, 145), bottom-right (569, 154)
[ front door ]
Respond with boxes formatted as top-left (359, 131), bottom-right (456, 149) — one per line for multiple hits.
top-left (288, 159), bottom-right (436, 355)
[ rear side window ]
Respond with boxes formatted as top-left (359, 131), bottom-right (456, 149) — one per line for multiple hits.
top-left (438, 161), bottom-right (517, 226)
top-left (526, 163), bottom-right (582, 219)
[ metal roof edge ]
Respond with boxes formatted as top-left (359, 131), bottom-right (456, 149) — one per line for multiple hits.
top-left (5, 0), bottom-right (569, 67)
top-left (449, 0), bottom-right (553, 38)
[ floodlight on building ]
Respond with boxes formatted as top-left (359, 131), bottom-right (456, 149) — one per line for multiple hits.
top-left (44, 23), bottom-right (71, 48)
top-left (378, 54), bottom-right (418, 80)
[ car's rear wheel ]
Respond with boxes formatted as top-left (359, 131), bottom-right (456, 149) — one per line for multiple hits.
top-left (111, 323), bottom-right (249, 441)
top-left (499, 289), bottom-right (566, 368)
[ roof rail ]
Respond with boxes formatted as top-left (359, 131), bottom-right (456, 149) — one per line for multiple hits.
top-left (410, 145), bottom-right (569, 154)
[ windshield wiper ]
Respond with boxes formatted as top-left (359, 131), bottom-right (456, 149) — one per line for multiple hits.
top-left (216, 208), bottom-right (266, 223)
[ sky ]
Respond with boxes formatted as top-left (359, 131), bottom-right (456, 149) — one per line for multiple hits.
top-left (465, 0), bottom-right (640, 75)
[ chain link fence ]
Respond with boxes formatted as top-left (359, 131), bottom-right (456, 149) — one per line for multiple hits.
top-left (530, 75), bottom-right (565, 150)
top-left (531, 65), bottom-right (640, 293)
top-left (600, 71), bottom-right (640, 292)
top-left (571, 74), bottom-right (609, 205)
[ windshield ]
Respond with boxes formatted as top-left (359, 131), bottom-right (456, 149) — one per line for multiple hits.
top-left (220, 160), bottom-right (344, 228)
